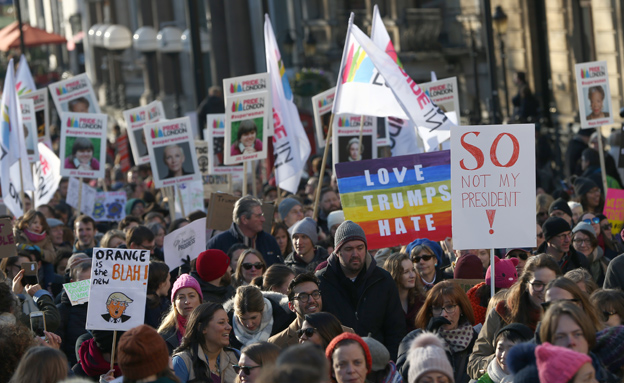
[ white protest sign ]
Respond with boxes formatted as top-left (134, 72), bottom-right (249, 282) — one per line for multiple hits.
top-left (206, 114), bottom-right (244, 176)
top-left (312, 87), bottom-right (335, 148)
top-left (19, 98), bottom-right (39, 163)
top-left (174, 181), bottom-right (204, 218)
top-left (145, 117), bottom-right (201, 189)
top-left (63, 279), bottom-right (91, 305)
top-left (48, 73), bottom-right (101, 114)
top-left (420, 77), bottom-right (461, 118)
top-left (93, 191), bottom-right (127, 222)
top-left (66, 177), bottom-right (97, 216)
top-left (223, 73), bottom-right (272, 135)
top-left (163, 217), bottom-right (207, 270)
top-left (124, 100), bottom-right (166, 165)
top-left (451, 124), bottom-right (536, 249)
top-left (86, 248), bottom-right (149, 331)
top-left (20, 88), bottom-right (51, 147)
top-left (59, 112), bottom-right (107, 179)
top-left (34, 143), bottom-right (62, 208)
top-left (332, 114), bottom-right (377, 171)
top-left (575, 61), bottom-right (614, 129)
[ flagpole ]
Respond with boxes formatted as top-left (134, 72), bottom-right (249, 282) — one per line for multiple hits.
top-left (77, 178), bottom-right (83, 215)
top-left (596, 125), bottom-right (608, 193)
top-left (313, 114), bottom-right (334, 220)
top-left (18, 160), bottom-right (26, 212)
top-left (167, 187), bottom-right (175, 220)
top-left (251, 160), bottom-right (258, 197)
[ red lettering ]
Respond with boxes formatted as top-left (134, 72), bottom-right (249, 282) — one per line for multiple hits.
top-left (460, 132), bottom-right (485, 170)
top-left (416, 92), bottom-right (430, 109)
top-left (490, 133), bottom-right (520, 167)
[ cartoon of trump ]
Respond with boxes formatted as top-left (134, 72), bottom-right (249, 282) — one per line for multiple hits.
top-left (102, 292), bottom-right (133, 323)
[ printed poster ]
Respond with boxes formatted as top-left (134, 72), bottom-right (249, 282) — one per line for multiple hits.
top-left (144, 117), bottom-right (201, 188)
top-left (63, 279), bottom-right (91, 306)
top-left (0, 217), bottom-right (17, 259)
top-left (48, 73), bottom-right (101, 114)
top-left (420, 77), bottom-right (461, 118)
top-left (66, 177), bottom-right (97, 216)
top-left (58, 112), bottom-right (107, 179)
top-left (223, 73), bottom-right (272, 135)
top-left (34, 143), bottom-right (62, 208)
top-left (163, 217), bottom-right (207, 270)
top-left (20, 88), bottom-right (51, 146)
top-left (332, 114), bottom-right (377, 170)
top-left (575, 61), bottom-right (614, 129)
top-left (174, 181), bottom-right (205, 218)
top-left (124, 100), bottom-right (166, 165)
top-left (196, 140), bottom-right (231, 197)
top-left (93, 191), bottom-right (127, 222)
top-left (19, 98), bottom-right (38, 163)
top-left (206, 114), bottom-right (244, 176)
top-left (224, 92), bottom-right (271, 165)
top-left (311, 87), bottom-right (335, 148)
top-left (603, 188), bottom-right (624, 236)
top-left (86, 248), bottom-right (149, 331)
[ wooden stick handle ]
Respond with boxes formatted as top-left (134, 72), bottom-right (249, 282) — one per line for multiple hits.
top-left (596, 126), bottom-right (609, 193)
top-left (110, 330), bottom-right (117, 371)
top-left (77, 178), bottom-right (83, 215)
top-left (243, 162), bottom-right (248, 196)
top-left (357, 115), bottom-right (365, 157)
top-left (313, 114), bottom-right (334, 220)
top-left (176, 184), bottom-right (186, 218)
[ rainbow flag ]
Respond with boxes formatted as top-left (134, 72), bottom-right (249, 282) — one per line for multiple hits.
top-left (335, 151), bottom-right (452, 249)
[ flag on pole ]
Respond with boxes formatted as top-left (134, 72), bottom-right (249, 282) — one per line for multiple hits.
top-left (15, 54), bottom-right (37, 96)
top-left (1, 59), bottom-right (34, 216)
top-left (264, 14), bottom-right (311, 194)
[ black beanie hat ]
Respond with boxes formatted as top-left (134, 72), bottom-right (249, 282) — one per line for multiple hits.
top-left (542, 217), bottom-right (571, 242)
top-left (548, 198), bottom-right (573, 218)
top-left (574, 177), bottom-right (599, 197)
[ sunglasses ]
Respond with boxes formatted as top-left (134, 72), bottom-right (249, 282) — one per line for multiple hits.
top-left (232, 365), bottom-right (262, 375)
top-left (602, 310), bottom-right (617, 322)
top-left (540, 298), bottom-right (580, 310)
top-left (412, 254), bottom-right (435, 263)
top-left (297, 327), bottom-right (317, 338)
top-left (507, 251), bottom-right (529, 260)
top-left (582, 217), bottom-right (601, 225)
top-left (242, 262), bottom-right (264, 270)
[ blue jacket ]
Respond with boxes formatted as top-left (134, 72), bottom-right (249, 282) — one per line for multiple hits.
top-left (206, 223), bottom-right (283, 266)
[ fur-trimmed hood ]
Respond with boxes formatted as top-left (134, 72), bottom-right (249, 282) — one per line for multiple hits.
top-left (223, 289), bottom-right (290, 313)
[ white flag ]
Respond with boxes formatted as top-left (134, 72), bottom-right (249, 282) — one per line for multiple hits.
top-left (34, 143), bottom-right (62, 207)
top-left (15, 54), bottom-right (37, 96)
top-left (264, 15), bottom-right (311, 194)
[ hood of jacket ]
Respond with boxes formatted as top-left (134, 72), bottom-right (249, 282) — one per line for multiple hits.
top-left (223, 290), bottom-right (290, 313)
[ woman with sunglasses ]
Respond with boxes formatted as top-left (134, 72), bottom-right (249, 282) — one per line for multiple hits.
top-left (298, 312), bottom-right (345, 349)
top-left (172, 302), bottom-right (239, 383)
top-left (468, 254), bottom-right (562, 380)
top-left (542, 277), bottom-right (602, 330)
top-left (596, 214), bottom-right (624, 261)
top-left (396, 280), bottom-right (476, 383)
top-left (224, 285), bottom-right (294, 349)
top-left (407, 239), bottom-right (451, 291)
top-left (590, 289), bottom-right (624, 328)
top-left (572, 221), bottom-right (608, 286)
top-left (233, 249), bottom-right (267, 287)
top-left (233, 342), bottom-right (280, 383)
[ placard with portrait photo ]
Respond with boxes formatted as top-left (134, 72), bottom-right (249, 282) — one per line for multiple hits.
top-left (20, 88), bottom-right (51, 147)
top-left (332, 114), bottom-right (377, 171)
top-left (575, 61), bottom-right (613, 128)
top-left (223, 73), bottom-right (272, 135)
top-left (58, 112), bottom-right (108, 179)
top-left (124, 100), bottom-right (166, 165)
top-left (144, 117), bottom-right (200, 188)
top-left (48, 73), bottom-right (101, 115)
top-left (312, 87), bottom-right (335, 148)
top-left (224, 92), bottom-right (270, 165)
top-left (19, 98), bottom-right (38, 163)
top-left (206, 113), bottom-right (245, 177)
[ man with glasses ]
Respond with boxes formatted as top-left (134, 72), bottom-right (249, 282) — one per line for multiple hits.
top-left (207, 195), bottom-right (282, 266)
top-left (126, 226), bottom-right (156, 256)
top-left (537, 216), bottom-right (589, 274)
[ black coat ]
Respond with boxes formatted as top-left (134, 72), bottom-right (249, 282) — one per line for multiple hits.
top-left (316, 253), bottom-right (407, 360)
top-left (206, 222), bottom-right (283, 266)
top-left (536, 242), bottom-right (590, 274)
top-left (55, 291), bottom-right (89, 366)
top-left (284, 246), bottom-right (329, 275)
top-left (190, 271), bottom-right (236, 304)
top-left (144, 295), bottom-right (171, 329)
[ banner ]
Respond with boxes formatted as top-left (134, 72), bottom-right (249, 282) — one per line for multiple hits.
top-left (19, 98), bottom-right (38, 163)
top-left (335, 151), bottom-right (451, 249)
top-left (223, 91), bottom-right (270, 165)
top-left (63, 279), bottom-right (91, 305)
top-left (603, 188), bottom-right (624, 236)
top-left (311, 87), bottom-right (335, 148)
top-left (332, 114), bottom-right (377, 170)
top-left (163, 217), bottom-right (206, 269)
top-left (66, 177), bottom-right (97, 216)
top-left (450, 124), bottom-right (536, 249)
top-left (387, 117), bottom-right (425, 156)
top-left (48, 73), bottom-right (101, 114)
top-left (86, 248), bottom-right (149, 331)
top-left (124, 100), bottom-right (166, 165)
top-left (0, 217), bottom-right (17, 258)
top-left (34, 143), bottom-right (62, 208)
top-left (20, 89), bottom-right (51, 147)
top-left (575, 61), bottom-right (613, 129)
top-left (144, 117), bottom-right (201, 188)
top-left (59, 112), bottom-right (107, 179)
top-left (93, 191), bottom-right (126, 222)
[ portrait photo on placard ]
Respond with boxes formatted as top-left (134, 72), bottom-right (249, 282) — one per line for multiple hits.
top-left (64, 136), bottom-right (102, 171)
top-left (584, 85), bottom-right (611, 121)
top-left (132, 128), bottom-right (149, 158)
top-left (213, 136), bottom-right (225, 166)
top-left (230, 117), bottom-right (264, 156)
top-left (35, 109), bottom-right (46, 139)
top-left (338, 135), bottom-right (373, 163)
top-left (154, 142), bottom-right (195, 180)
top-left (65, 95), bottom-right (95, 113)
top-left (24, 122), bottom-right (38, 160)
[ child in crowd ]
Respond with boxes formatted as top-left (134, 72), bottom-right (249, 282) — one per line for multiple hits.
top-left (476, 323), bottom-right (533, 383)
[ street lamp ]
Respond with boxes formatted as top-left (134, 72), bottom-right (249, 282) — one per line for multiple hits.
top-left (457, 14), bottom-right (482, 124)
top-left (103, 25), bottom-right (132, 109)
top-left (133, 26), bottom-right (159, 104)
top-left (492, 6), bottom-right (510, 120)
top-left (157, 26), bottom-right (183, 117)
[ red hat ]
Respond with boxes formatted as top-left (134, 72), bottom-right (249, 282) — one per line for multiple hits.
top-left (453, 254), bottom-right (484, 279)
top-left (325, 333), bottom-right (372, 377)
top-left (536, 342), bottom-right (591, 383)
top-left (196, 249), bottom-right (230, 282)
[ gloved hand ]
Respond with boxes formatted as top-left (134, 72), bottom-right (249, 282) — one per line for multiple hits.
top-left (426, 316), bottom-right (451, 332)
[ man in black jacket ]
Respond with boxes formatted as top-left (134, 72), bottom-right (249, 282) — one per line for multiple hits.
top-left (316, 220), bottom-right (406, 360)
top-left (538, 216), bottom-right (589, 274)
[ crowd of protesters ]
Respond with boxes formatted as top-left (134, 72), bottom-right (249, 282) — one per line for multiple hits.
top-left (1, 125), bottom-right (624, 383)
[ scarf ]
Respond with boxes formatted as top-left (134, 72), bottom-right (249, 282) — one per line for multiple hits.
top-left (177, 314), bottom-right (188, 342)
top-left (233, 297), bottom-right (274, 345)
top-left (78, 338), bottom-right (122, 377)
top-left (486, 357), bottom-right (513, 383)
top-left (382, 361), bottom-right (403, 383)
top-left (24, 229), bottom-right (46, 243)
top-left (438, 321), bottom-right (473, 353)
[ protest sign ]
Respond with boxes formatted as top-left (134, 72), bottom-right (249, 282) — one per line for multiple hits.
top-left (604, 188), bottom-right (624, 236)
top-left (93, 191), bottom-right (126, 222)
top-left (332, 114), bottom-right (377, 169)
top-left (575, 61), bottom-right (613, 129)
top-left (48, 73), bottom-right (101, 114)
top-left (335, 152), bottom-right (451, 249)
top-left (0, 217), bottom-right (17, 258)
top-left (196, 140), bottom-right (230, 196)
top-left (206, 192), bottom-right (239, 231)
top-left (224, 92), bottom-right (270, 165)
top-left (116, 133), bottom-right (131, 173)
top-left (206, 114), bottom-right (245, 176)
top-left (63, 279), bottom-right (91, 305)
top-left (420, 77), bottom-right (461, 119)
top-left (20, 88), bottom-right (51, 147)
top-left (19, 98), bottom-right (38, 163)
top-left (312, 87), bottom-right (335, 147)
top-left (386, 117), bottom-right (425, 156)
top-left (450, 124), bottom-right (536, 249)
top-left (144, 117), bottom-right (201, 188)
top-left (223, 73), bottom-right (271, 135)
top-left (34, 143), bottom-right (62, 208)
top-left (163, 217), bottom-right (207, 270)
top-left (59, 112), bottom-right (107, 179)
top-left (174, 181), bottom-right (204, 218)
top-left (86, 248), bottom-right (149, 331)
top-left (124, 101), bottom-right (166, 165)
top-left (67, 177), bottom-right (97, 216)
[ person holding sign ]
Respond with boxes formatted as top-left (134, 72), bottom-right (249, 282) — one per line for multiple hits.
top-left (163, 144), bottom-right (193, 179)
top-left (586, 86), bottom-right (609, 120)
top-left (64, 137), bottom-right (100, 171)
top-left (230, 119), bottom-right (263, 156)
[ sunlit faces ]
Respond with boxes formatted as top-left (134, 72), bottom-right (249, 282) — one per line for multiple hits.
top-left (240, 252), bottom-right (264, 283)
top-left (572, 231), bottom-right (594, 257)
top-left (320, 191), bottom-right (341, 214)
top-left (413, 249), bottom-right (437, 281)
top-left (174, 287), bottom-right (202, 319)
top-left (75, 221), bottom-right (95, 247)
top-left (400, 259), bottom-right (416, 290)
top-left (337, 240), bottom-right (366, 278)
top-left (332, 343), bottom-right (368, 383)
top-left (528, 267), bottom-right (558, 307)
top-left (293, 233), bottom-right (314, 259)
top-left (432, 297), bottom-right (461, 331)
top-left (495, 337), bottom-right (516, 374)
top-left (50, 226), bottom-right (64, 246)
top-left (545, 286), bottom-right (575, 303)
top-left (238, 311), bottom-right (262, 332)
top-left (273, 229), bottom-right (288, 255)
top-left (28, 216), bottom-right (43, 234)
top-left (298, 321), bottom-right (322, 346)
top-left (475, 249), bottom-right (490, 268)
top-left (108, 236), bottom-right (125, 249)
top-left (241, 206), bottom-right (265, 234)
top-left (237, 353), bottom-right (262, 383)
top-left (586, 188), bottom-right (602, 209)
top-left (288, 281), bottom-right (322, 318)
top-left (164, 145), bottom-right (185, 176)
top-left (202, 308), bottom-right (232, 349)
top-left (552, 314), bottom-right (589, 355)
top-left (548, 231), bottom-right (571, 254)
top-left (284, 205), bottom-right (304, 228)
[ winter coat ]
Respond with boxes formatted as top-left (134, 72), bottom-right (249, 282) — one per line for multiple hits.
top-left (206, 222), bottom-right (283, 266)
top-left (284, 246), bottom-right (330, 275)
top-left (160, 326), bottom-right (180, 355)
top-left (604, 253), bottom-right (624, 290)
top-left (316, 252), bottom-right (407, 360)
top-left (173, 343), bottom-right (240, 383)
top-left (190, 271), bottom-right (236, 304)
top-left (14, 227), bottom-right (56, 263)
top-left (536, 241), bottom-right (590, 274)
top-left (56, 290), bottom-right (89, 366)
top-left (16, 289), bottom-right (61, 333)
top-left (144, 294), bottom-right (171, 329)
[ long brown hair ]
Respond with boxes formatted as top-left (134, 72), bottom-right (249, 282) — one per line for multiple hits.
top-left (415, 280), bottom-right (475, 329)
top-left (234, 285), bottom-right (265, 317)
top-left (9, 346), bottom-right (67, 383)
top-left (545, 277), bottom-right (602, 330)
top-left (540, 300), bottom-right (597, 351)
top-left (234, 249), bottom-right (267, 286)
top-left (16, 210), bottom-right (50, 234)
top-left (383, 252), bottom-right (425, 306)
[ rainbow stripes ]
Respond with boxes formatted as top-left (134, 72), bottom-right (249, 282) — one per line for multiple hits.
top-left (335, 151), bottom-right (452, 249)
top-left (66, 117), bottom-right (79, 128)
top-left (341, 43), bottom-right (375, 84)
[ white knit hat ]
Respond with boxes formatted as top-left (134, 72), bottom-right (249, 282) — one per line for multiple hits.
top-left (407, 332), bottom-right (454, 383)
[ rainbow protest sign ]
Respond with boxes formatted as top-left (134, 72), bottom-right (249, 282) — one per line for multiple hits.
top-left (335, 151), bottom-right (452, 249)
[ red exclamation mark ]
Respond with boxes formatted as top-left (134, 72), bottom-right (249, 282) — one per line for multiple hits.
top-left (486, 209), bottom-right (496, 234)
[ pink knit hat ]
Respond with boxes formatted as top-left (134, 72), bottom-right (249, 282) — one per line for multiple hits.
top-left (171, 274), bottom-right (203, 303)
top-left (486, 257), bottom-right (518, 288)
top-left (535, 342), bottom-right (592, 383)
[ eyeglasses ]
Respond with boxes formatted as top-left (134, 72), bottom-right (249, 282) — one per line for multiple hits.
top-left (507, 251), bottom-right (529, 261)
top-left (602, 310), bottom-right (617, 322)
top-left (529, 280), bottom-right (546, 292)
top-left (293, 290), bottom-right (321, 302)
top-left (431, 304), bottom-right (458, 316)
top-left (601, 223), bottom-right (613, 231)
top-left (540, 299), bottom-right (580, 310)
top-left (582, 217), bottom-right (601, 225)
top-left (252, 212), bottom-right (265, 218)
top-left (242, 263), bottom-right (264, 270)
top-left (232, 365), bottom-right (262, 375)
top-left (138, 243), bottom-right (155, 251)
top-left (297, 327), bottom-right (317, 338)
top-left (412, 254), bottom-right (435, 263)
top-left (553, 233), bottom-right (571, 240)
top-left (572, 238), bottom-right (591, 245)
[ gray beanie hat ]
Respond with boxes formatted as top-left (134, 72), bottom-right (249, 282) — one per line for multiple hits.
top-left (47, 218), bottom-right (64, 228)
top-left (408, 333), bottom-right (455, 383)
top-left (327, 210), bottom-right (345, 231)
top-left (334, 220), bottom-right (367, 253)
top-left (362, 336), bottom-right (390, 372)
top-left (572, 221), bottom-right (596, 237)
top-left (291, 217), bottom-right (318, 245)
top-left (278, 197), bottom-right (302, 220)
